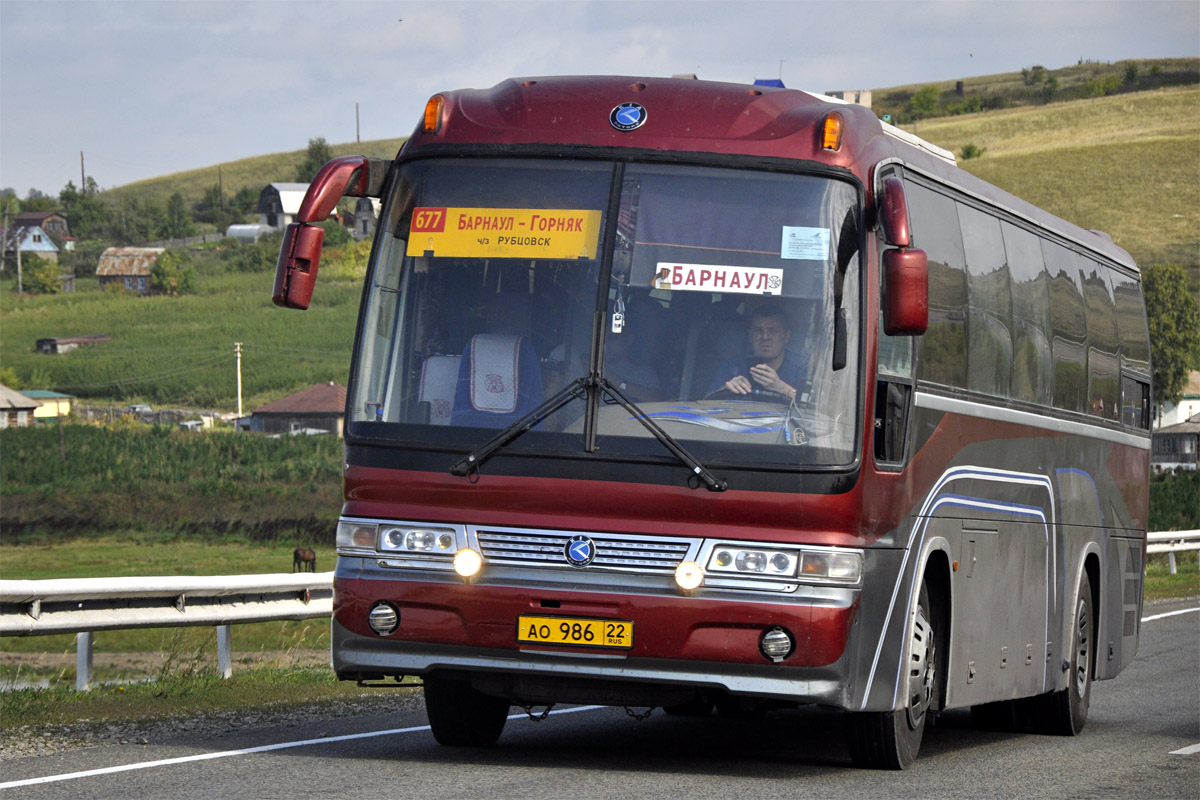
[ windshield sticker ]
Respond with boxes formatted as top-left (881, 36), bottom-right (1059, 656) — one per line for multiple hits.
top-left (781, 226), bottom-right (830, 261)
top-left (653, 262), bottom-right (783, 296)
top-left (406, 207), bottom-right (602, 260)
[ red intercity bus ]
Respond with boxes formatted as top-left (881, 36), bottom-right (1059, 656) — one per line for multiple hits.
top-left (273, 76), bottom-right (1151, 768)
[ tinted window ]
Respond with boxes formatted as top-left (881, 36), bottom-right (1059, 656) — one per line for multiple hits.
top-left (959, 203), bottom-right (1012, 397)
top-left (1002, 222), bottom-right (1052, 404)
top-left (1113, 270), bottom-right (1151, 377)
top-left (1042, 242), bottom-right (1088, 413)
top-left (1082, 261), bottom-right (1119, 421)
top-left (906, 181), bottom-right (967, 387)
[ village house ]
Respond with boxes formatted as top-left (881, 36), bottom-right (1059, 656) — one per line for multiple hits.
top-left (0, 384), bottom-right (40, 428)
top-left (257, 183), bottom-right (343, 231)
top-left (353, 197), bottom-right (382, 239)
top-left (257, 183), bottom-right (309, 230)
top-left (1156, 370), bottom-right (1200, 430)
top-left (238, 381), bottom-right (346, 436)
top-left (36, 334), bottom-right (111, 354)
top-left (95, 247), bottom-right (164, 293)
top-left (14, 211), bottom-right (72, 244)
top-left (2, 223), bottom-right (61, 264)
top-left (1151, 413), bottom-right (1200, 471)
top-left (21, 389), bottom-right (74, 422)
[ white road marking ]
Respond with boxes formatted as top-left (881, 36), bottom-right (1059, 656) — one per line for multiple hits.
top-left (1142, 607), bottom-right (1200, 622)
top-left (1170, 743), bottom-right (1200, 755)
top-left (0, 704), bottom-right (603, 790)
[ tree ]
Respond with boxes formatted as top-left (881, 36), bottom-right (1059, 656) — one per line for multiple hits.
top-left (24, 255), bottom-right (61, 295)
top-left (150, 249), bottom-right (196, 296)
top-left (1143, 263), bottom-right (1200, 406)
top-left (905, 86), bottom-right (940, 121)
top-left (159, 192), bottom-right (195, 240)
top-left (59, 177), bottom-right (111, 240)
top-left (296, 137), bottom-right (335, 183)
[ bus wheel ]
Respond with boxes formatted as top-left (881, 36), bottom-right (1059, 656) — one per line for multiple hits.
top-left (847, 581), bottom-right (937, 769)
top-left (1029, 573), bottom-right (1093, 736)
top-left (423, 676), bottom-right (510, 746)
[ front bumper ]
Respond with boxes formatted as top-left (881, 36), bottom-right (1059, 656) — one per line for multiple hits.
top-left (332, 566), bottom-right (862, 709)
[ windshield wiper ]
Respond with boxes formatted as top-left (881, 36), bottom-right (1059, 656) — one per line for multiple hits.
top-left (591, 377), bottom-right (726, 492)
top-left (450, 377), bottom-right (589, 479)
top-left (449, 373), bottom-right (727, 492)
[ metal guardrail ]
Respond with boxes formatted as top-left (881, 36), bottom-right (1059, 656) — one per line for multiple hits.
top-left (1147, 530), bottom-right (1200, 574)
top-left (0, 573), bottom-right (333, 690)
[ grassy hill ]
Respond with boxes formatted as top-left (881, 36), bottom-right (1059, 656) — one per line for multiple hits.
top-left (101, 138), bottom-right (407, 207)
top-left (907, 85), bottom-right (1199, 271)
top-left (871, 57), bottom-right (1199, 122)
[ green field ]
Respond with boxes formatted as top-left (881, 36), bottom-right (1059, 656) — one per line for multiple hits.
top-left (0, 270), bottom-right (361, 408)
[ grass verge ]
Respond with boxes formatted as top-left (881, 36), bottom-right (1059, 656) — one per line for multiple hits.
top-left (0, 665), bottom-right (418, 732)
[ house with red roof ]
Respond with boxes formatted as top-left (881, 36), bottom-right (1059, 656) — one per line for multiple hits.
top-left (238, 381), bottom-right (346, 436)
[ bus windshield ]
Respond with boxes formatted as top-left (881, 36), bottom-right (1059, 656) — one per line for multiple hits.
top-left (349, 157), bottom-right (861, 468)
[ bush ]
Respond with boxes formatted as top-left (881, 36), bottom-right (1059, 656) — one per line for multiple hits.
top-left (960, 143), bottom-right (986, 160)
top-left (23, 255), bottom-right (61, 295)
top-left (1085, 74), bottom-right (1123, 97)
top-left (1149, 470), bottom-right (1200, 531)
top-left (150, 249), bottom-right (196, 296)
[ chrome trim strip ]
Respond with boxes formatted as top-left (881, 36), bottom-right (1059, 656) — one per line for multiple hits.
top-left (915, 391), bottom-right (1151, 450)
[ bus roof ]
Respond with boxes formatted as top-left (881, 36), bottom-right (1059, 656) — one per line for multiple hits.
top-left (406, 75), bottom-right (1136, 272)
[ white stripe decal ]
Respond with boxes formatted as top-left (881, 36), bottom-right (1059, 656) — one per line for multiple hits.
top-left (915, 391), bottom-right (1151, 450)
top-left (860, 466), bottom-right (1055, 711)
top-left (0, 705), bottom-right (604, 789)
top-left (1170, 743), bottom-right (1200, 755)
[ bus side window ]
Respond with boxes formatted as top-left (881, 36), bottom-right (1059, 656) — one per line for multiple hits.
top-left (1042, 242), bottom-right (1089, 413)
top-left (905, 181), bottom-right (967, 389)
top-left (1002, 222), bottom-right (1051, 405)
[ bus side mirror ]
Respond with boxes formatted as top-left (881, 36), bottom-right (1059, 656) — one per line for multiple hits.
top-left (880, 176), bottom-right (911, 247)
top-left (882, 247), bottom-right (928, 335)
top-left (273, 155), bottom-right (390, 310)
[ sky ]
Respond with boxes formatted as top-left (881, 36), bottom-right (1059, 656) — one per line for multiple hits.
top-left (1, 0), bottom-right (1197, 197)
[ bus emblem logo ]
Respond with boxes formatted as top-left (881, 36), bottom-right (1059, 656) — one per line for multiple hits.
top-left (610, 102), bottom-right (647, 131)
top-left (565, 535), bottom-right (596, 567)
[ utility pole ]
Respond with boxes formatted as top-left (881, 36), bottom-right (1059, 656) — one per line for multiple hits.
top-left (235, 342), bottom-right (244, 418)
top-left (80, 151), bottom-right (85, 187)
top-left (2, 198), bottom-right (19, 296)
top-left (356, 102), bottom-right (361, 144)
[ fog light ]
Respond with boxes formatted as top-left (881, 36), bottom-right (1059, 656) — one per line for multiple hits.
top-left (760, 626), bottom-right (794, 663)
top-left (675, 560), bottom-right (704, 592)
top-left (453, 548), bottom-right (483, 579)
top-left (368, 602), bottom-right (399, 635)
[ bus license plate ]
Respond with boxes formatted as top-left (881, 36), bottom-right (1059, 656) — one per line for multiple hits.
top-left (517, 615), bottom-right (633, 649)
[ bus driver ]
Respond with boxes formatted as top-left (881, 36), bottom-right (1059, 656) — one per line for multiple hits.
top-left (708, 305), bottom-right (805, 402)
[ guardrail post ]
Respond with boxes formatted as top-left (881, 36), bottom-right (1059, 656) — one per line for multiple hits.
top-left (217, 624), bottom-right (232, 679)
top-left (76, 632), bottom-right (93, 691)
top-left (1168, 552), bottom-right (1177, 574)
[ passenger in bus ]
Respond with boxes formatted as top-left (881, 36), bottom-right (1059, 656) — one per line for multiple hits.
top-left (707, 305), bottom-right (805, 402)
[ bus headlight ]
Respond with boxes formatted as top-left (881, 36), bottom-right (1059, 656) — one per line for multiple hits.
top-left (453, 548), bottom-right (483, 579)
top-left (674, 560), bottom-right (704, 593)
top-left (708, 547), bottom-right (798, 577)
top-left (379, 526), bottom-right (458, 554)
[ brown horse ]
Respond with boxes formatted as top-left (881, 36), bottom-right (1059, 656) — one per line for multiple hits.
top-left (292, 547), bottom-right (317, 573)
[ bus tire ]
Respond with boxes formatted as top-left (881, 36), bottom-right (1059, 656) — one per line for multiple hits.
top-left (423, 676), bottom-right (510, 746)
top-left (1029, 573), bottom-right (1093, 736)
top-left (847, 581), bottom-right (938, 769)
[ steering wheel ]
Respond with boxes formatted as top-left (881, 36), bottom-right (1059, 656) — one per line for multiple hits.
top-left (704, 387), bottom-right (792, 404)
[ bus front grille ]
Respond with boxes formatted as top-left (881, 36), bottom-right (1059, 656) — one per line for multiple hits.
top-left (475, 529), bottom-right (695, 573)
